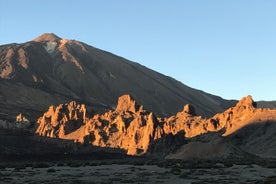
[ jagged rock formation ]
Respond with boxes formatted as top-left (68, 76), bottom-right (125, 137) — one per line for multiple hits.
top-left (36, 101), bottom-right (87, 138)
top-left (0, 33), bottom-right (236, 122)
top-left (0, 113), bottom-right (31, 129)
top-left (16, 113), bottom-right (30, 123)
top-left (163, 95), bottom-right (276, 138)
top-left (36, 94), bottom-right (276, 157)
top-left (166, 96), bottom-right (276, 159)
top-left (37, 95), bottom-right (164, 155)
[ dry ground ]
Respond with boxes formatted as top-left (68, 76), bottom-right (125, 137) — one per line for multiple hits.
top-left (0, 161), bottom-right (276, 184)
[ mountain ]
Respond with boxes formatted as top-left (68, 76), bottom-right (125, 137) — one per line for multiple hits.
top-left (0, 33), bottom-right (236, 122)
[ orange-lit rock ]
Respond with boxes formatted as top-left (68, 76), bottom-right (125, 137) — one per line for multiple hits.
top-left (36, 101), bottom-right (87, 138)
top-left (16, 113), bottom-right (30, 123)
top-left (115, 94), bottom-right (140, 113)
top-left (36, 94), bottom-right (276, 156)
top-left (36, 95), bottom-right (163, 155)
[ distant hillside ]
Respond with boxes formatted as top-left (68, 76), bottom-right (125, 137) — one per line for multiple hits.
top-left (257, 101), bottom-right (276, 109)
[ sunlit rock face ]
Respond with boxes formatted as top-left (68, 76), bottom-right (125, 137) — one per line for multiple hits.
top-left (36, 95), bottom-right (163, 155)
top-left (36, 101), bottom-right (87, 138)
top-left (166, 96), bottom-right (276, 159)
top-left (36, 94), bottom-right (276, 156)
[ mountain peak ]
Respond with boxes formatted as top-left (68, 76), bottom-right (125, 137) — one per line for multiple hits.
top-left (33, 33), bottom-right (61, 42)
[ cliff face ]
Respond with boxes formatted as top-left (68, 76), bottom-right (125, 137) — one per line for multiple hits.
top-left (36, 94), bottom-right (276, 156)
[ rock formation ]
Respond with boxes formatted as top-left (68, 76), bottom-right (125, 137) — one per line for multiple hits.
top-left (16, 113), bottom-right (30, 123)
top-left (36, 95), bottom-right (164, 155)
top-left (36, 101), bottom-right (87, 138)
top-left (0, 113), bottom-right (31, 129)
top-left (36, 94), bottom-right (276, 157)
top-left (166, 96), bottom-right (276, 159)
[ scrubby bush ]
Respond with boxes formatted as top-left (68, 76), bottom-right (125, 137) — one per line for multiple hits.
top-left (33, 162), bottom-right (50, 168)
top-left (170, 167), bottom-right (181, 175)
top-left (47, 168), bottom-right (56, 173)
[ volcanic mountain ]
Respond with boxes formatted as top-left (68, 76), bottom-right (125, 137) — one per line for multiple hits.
top-left (0, 33), bottom-right (236, 122)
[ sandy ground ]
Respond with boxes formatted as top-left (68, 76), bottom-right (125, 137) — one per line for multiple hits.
top-left (0, 163), bottom-right (276, 184)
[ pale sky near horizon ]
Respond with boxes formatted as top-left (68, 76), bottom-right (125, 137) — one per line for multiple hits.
top-left (0, 0), bottom-right (275, 101)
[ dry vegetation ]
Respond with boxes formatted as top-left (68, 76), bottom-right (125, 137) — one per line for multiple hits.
top-left (0, 158), bottom-right (276, 184)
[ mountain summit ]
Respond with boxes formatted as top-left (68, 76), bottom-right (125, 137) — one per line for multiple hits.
top-left (0, 33), bottom-right (235, 120)
top-left (33, 33), bottom-right (62, 42)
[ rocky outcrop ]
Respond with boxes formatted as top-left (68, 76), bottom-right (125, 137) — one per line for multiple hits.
top-left (207, 95), bottom-right (272, 136)
top-left (36, 101), bottom-right (87, 138)
top-left (36, 94), bottom-right (276, 157)
top-left (166, 96), bottom-right (276, 159)
top-left (86, 96), bottom-right (167, 155)
top-left (36, 95), bottom-right (163, 155)
top-left (16, 113), bottom-right (30, 123)
top-left (115, 94), bottom-right (141, 113)
top-left (162, 95), bottom-right (276, 138)
top-left (183, 104), bottom-right (196, 116)
top-left (0, 113), bottom-right (31, 129)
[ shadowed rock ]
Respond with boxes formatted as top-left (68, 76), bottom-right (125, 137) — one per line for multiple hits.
top-left (183, 104), bottom-right (196, 116)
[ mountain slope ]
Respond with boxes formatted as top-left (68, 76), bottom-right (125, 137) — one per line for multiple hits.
top-left (0, 33), bottom-right (235, 121)
top-left (257, 101), bottom-right (276, 109)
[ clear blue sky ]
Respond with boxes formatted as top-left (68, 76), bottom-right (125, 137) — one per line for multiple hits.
top-left (1, 0), bottom-right (275, 101)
